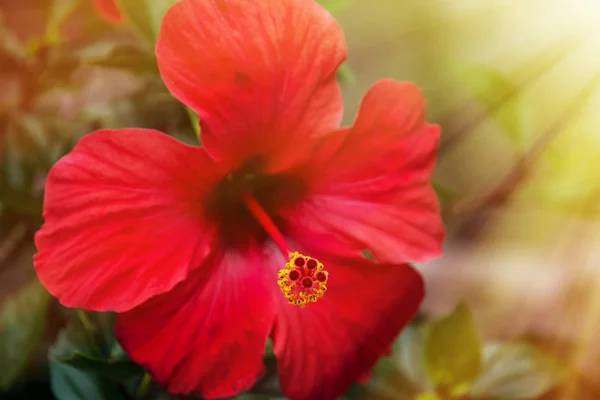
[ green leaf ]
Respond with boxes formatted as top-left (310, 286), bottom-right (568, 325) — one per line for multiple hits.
top-left (424, 302), bottom-right (482, 397)
top-left (50, 320), bottom-right (99, 364)
top-left (453, 63), bottom-right (533, 153)
top-left (470, 342), bottom-right (568, 399)
top-left (49, 321), bottom-right (129, 400)
top-left (50, 360), bottom-right (128, 400)
top-left (0, 279), bottom-right (50, 389)
top-left (117, 0), bottom-right (176, 45)
top-left (55, 353), bottom-right (143, 380)
top-left (394, 324), bottom-right (432, 392)
top-left (354, 325), bottom-right (431, 400)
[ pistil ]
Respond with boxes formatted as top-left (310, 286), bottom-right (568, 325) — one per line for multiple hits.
top-left (241, 192), bottom-right (328, 307)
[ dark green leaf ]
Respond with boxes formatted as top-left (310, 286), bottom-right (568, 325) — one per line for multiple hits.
top-left (49, 320), bottom-right (130, 400)
top-left (470, 342), bottom-right (568, 399)
top-left (454, 63), bottom-right (533, 153)
top-left (50, 320), bottom-right (99, 361)
top-left (0, 279), bottom-right (50, 389)
top-left (55, 352), bottom-right (143, 380)
top-left (50, 361), bottom-right (128, 400)
top-left (424, 302), bottom-right (482, 397)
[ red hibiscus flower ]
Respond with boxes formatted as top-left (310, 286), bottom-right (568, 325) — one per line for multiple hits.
top-left (34, 0), bottom-right (444, 399)
top-left (93, 0), bottom-right (123, 23)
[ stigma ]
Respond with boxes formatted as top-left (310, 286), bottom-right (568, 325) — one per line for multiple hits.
top-left (278, 252), bottom-right (328, 308)
top-left (241, 192), bottom-right (329, 307)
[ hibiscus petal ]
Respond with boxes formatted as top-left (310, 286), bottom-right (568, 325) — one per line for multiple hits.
top-left (34, 129), bottom-right (219, 312)
top-left (93, 0), bottom-right (123, 23)
top-left (156, 0), bottom-right (347, 168)
top-left (115, 250), bottom-right (275, 398)
top-left (271, 251), bottom-right (424, 400)
top-left (288, 79), bottom-right (444, 263)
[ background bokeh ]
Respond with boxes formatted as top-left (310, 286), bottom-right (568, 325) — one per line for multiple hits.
top-left (2, 0), bottom-right (600, 399)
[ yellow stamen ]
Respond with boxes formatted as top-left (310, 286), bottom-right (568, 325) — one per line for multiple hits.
top-left (277, 252), bottom-right (328, 308)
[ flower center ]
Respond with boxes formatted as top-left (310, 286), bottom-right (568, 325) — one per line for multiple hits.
top-left (242, 192), bottom-right (328, 308)
top-left (204, 158), bottom-right (306, 250)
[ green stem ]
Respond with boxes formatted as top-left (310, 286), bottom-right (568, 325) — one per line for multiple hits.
top-left (336, 63), bottom-right (355, 85)
top-left (77, 310), bottom-right (95, 332)
top-left (136, 372), bottom-right (152, 399)
top-left (186, 107), bottom-right (201, 139)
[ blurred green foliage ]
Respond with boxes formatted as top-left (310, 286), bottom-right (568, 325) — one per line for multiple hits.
top-left (354, 304), bottom-right (568, 400)
top-left (49, 316), bottom-right (133, 400)
top-left (424, 302), bottom-right (483, 397)
top-left (0, 279), bottom-right (49, 389)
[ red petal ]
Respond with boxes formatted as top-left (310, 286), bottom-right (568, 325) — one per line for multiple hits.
top-left (115, 250), bottom-right (275, 398)
top-left (156, 0), bottom-right (346, 168)
top-left (287, 79), bottom-right (444, 263)
top-left (93, 0), bottom-right (123, 23)
top-left (272, 254), bottom-right (424, 400)
top-left (34, 129), bottom-right (219, 312)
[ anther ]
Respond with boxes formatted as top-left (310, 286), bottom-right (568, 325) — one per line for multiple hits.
top-left (277, 252), bottom-right (329, 308)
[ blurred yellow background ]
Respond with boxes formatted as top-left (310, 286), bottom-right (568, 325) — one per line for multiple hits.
top-left (334, 0), bottom-right (600, 396)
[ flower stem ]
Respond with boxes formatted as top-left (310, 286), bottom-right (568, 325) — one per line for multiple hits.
top-left (186, 107), bottom-right (201, 139)
top-left (136, 372), bottom-right (152, 399)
